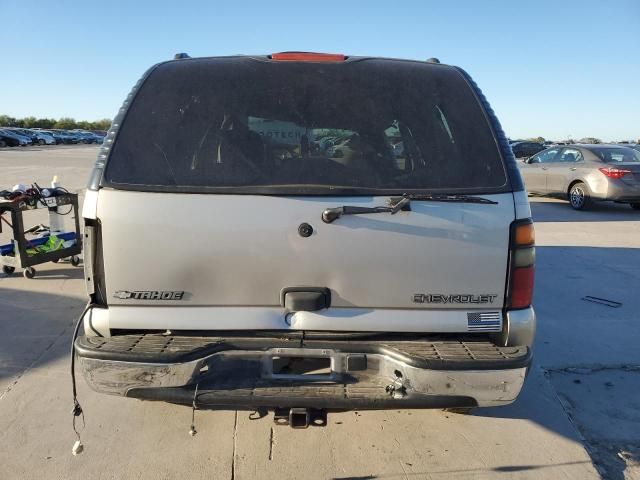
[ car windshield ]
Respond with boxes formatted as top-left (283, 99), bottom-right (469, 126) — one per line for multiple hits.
top-left (589, 146), bottom-right (640, 163)
top-left (105, 58), bottom-right (509, 195)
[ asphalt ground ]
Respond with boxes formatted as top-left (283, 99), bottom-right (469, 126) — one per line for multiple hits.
top-left (1, 146), bottom-right (639, 479)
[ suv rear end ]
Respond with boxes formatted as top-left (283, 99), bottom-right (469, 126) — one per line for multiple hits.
top-left (77, 53), bottom-right (535, 417)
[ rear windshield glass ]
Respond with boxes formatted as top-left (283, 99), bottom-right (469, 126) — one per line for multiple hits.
top-left (589, 146), bottom-right (640, 163)
top-left (104, 58), bottom-right (508, 194)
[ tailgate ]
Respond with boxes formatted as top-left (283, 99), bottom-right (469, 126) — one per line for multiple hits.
top-left (97, 190), bottom-right (514, 321)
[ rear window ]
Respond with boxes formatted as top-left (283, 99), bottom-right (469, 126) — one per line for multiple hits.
top-left (104, 57), bottom-right (508, 195)
top-left (589, 147), bottom-right (640, 163)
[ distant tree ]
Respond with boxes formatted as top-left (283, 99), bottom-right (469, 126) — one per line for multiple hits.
top-left (579, 137), bottom-right (602, 144)
top-left (21, 116), bottom-right (39, 128)
top-left (0, 115), bottom-right (16, 126)
top-left (93, 119), bottom-right (112, 131)
top-left (36, 118), bottom-right (56, 129)
top-left (1, 114), bottom-right (111, 130)
top-left (526, 136), bottom-right (545, 144)
top-left (53, 117), bottom-right (77, 129)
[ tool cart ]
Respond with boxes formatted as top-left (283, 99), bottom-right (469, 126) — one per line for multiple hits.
top-left (0, 190), bottom-right (82, 279)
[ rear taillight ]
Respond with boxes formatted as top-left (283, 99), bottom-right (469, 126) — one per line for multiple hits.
top-left (599, 167), bottom-right (631, 179)
top-left (270, 52), bottom-right (346, 62)
top-left (507, 220), bottom-right (535, 309)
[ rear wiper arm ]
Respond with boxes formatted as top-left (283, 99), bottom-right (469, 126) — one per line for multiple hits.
top-left (321, 197), bottom-right (410, 224)
top-left (321, 194), bottom-right (497, 224)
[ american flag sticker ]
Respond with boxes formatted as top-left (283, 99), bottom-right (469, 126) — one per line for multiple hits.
top-left (467, 311), bottom-right (502, 331)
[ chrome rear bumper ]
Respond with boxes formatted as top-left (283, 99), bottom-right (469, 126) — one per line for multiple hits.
top-left (76, 335), bottom-right (531, 409)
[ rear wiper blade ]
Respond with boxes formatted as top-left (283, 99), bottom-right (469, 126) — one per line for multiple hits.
top-left (321, 194), bottom-right (497, 224)
top-left (398, 193), bottom-right (499, 205)
top-left (321, 197), bottom-right (410, 224)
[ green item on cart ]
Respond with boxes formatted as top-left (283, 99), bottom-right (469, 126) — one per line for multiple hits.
top-left (26, 235), bottom-right (65, 256)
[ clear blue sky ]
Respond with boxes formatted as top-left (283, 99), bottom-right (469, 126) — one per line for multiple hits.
top-left (1, 0), bottom-right (638, 140)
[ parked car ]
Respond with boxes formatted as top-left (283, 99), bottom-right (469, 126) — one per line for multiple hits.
top-left (10, 128), bottom-right (55, 145)
top-left (8, 128), bottom-right (36, 145)
top-left (1, 129), bottom-right (25, 147)
top-left (75, 52), bottom-right (535, 423)
top-left (71, 130), bottom-right (103, 144)
top-left (47, 130), bottom-right (78, 144)
top-left (510, 141), bottom-right (546, 159)
top-left (518, 144), bottom-right (640, 210)
top-left (93, 132), bottom-right (105, 144)
top-left (39, 131), bottom-right (56, 145)
top-left (0, 128), bottom-right (31, 146)
top-left (39, 130), bottom-right (68, 144)
top-left (62, 130), bottom-right (85, 143)
top-left (5, 128), bottom-right (38, 144)
top-left (30, 130), bottom-right (56, 145)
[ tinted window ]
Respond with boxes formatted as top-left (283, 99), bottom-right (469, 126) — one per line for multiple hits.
top-left (559, 148), bottom-right (582, 162)
top-left (512, 142), bottom-right (544, 158)
top-left (104, 58), bottom-right (508, 194)
top-left (531, 148), bottom-right (559, 163)
top-left (588, 146), bottom-right (640, 164)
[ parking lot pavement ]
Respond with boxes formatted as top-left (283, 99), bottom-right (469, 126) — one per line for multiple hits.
top-left (1, 147), bottom-right (638, 479)
top-left (0, 144), bottom-right (99, 194)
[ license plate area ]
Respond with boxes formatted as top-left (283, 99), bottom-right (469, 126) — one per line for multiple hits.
top-left (263, 348), bottom-right (337, 381)
top-left (272, 356), bottom-right (331, 376)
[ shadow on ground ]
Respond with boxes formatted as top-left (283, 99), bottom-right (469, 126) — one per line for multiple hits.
top-left (477, 244), bottom-right (640, 480)
top-left (0, 287), bottom-right (84, 385)
top-left (530, 197), bottom-right (640, 222)
top-left (331, 460), bottom-right (594, 478)
top-left (28, 266), bottom-right (85, 281)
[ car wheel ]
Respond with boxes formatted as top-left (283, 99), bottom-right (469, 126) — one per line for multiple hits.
top-left (569, 182), bottom-right (592, 210)
top-left (0, 140), bottom-right (6, 148)
top-left (631, 203), bottom-right (640, 210)
top-left (38, 139), bottom-right (45, 145)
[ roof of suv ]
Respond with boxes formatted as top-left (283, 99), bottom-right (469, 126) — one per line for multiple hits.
top-left (167, 52), bottom-right (451, 66)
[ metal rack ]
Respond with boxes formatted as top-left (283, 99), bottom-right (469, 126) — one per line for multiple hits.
top-left (0, 192), bottom-right (82, 278)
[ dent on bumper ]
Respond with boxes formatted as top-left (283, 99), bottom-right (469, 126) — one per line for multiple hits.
top-left (78, 349), bottom-right (529, 409)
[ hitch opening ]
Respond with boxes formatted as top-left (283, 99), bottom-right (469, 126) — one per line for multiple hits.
top-left (289, 408), bottom-right (310, 429)
top-left (273, 408), bottom-right (327, 428)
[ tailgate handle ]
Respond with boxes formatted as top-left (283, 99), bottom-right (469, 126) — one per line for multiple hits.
top-left (281, 287), bottom-right (331, 312)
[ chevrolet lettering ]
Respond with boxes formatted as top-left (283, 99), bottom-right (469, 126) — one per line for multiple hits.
top-left (413, 294), bottom-right (499, 304)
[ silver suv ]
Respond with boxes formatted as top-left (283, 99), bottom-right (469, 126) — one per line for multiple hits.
top-left (76, 53), bottom-right (536, 424)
